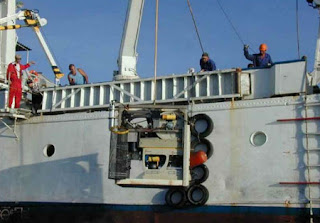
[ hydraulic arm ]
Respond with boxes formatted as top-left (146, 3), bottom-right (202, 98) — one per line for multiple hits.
top-left (114, 0), bottom-right (145, 81)
top-left (0, 9), bottom-right (64, 82)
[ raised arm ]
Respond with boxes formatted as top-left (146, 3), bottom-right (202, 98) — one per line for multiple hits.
top-left (78, 68), bottom-right (89, 84)
top-left (244, 45), bottom-right (254, 61)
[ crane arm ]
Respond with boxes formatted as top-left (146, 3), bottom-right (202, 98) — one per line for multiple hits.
top-left (306, 1), bottom-right (320, 86)
top-left (0, 9), bottom-right (64, 82)
top-left (114, 0), bottom-right (145, 81)
top-left (0, 10), bottom-right (25, 25)
top-left (32, 26), bottom-right (64, 79)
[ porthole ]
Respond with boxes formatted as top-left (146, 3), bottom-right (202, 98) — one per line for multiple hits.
top-left (250, 131), bottom-right (267, 147)
top-left (43, 144), bottom-right (55, 157)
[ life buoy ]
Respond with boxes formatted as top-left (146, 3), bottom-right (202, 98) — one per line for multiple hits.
top-left (191, 164), bottom-right (209, 184)
top-left (187, 184), bottom-right (209, 206)
top-left (165, 187), bottom-right (187, 208)
top-left (190, 114), bottom-right (213, 138)
top-left (29, 70), bottom-right (38, 76)
top-left (191, 138), bottom-right (213, 159)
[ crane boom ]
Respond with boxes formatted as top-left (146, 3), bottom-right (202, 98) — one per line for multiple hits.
top-left (0, 0), bottom-right (16, 83)
top-left (114, 0), bottom-right (145, 81)
top-left (307, 0), bottom-right (320, 86)
top-left (0, 9), bottom-right (64, 84)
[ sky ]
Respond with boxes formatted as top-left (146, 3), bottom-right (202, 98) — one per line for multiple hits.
top-left (16, 0), bottom-right (319, 85)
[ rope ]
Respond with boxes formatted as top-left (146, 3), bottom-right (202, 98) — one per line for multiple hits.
top-left (296, 0), bottom-right (301, 59)
top-left (153, 0), bottom-right (159, 105)
top-left (216, 0), bottom-right (245, 45)
top-left (187, 0), bottom-right (204, 53)
top-left (216, 0), bottom-right (255, 53)
top-left (110, 126), bottom-right (129, 135)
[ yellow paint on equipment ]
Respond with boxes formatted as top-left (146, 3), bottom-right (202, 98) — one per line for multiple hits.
top-left (148, 156), bottom-right (160, 162)
top-left (55, 73), bottom-right (64, 79)
top-left (110, 126), bottom-right (129, 135)
top-left (0, 25), bottom-right (22, 30)
top-left (24, 10), bottom-right (32, 17)
top-left (25, 19), bottom-right (37, 25)
top-left (162, 114), bottom-right (176, 120)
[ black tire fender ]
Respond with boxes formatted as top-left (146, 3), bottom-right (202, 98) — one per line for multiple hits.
top-left (190, 114), bottom-right (213, 138)
top-left (165, 187), bottom-right (187, 208)
top-left (191, 138), bottom-right (213, 159)
top-left (187, 184), bottom-right (209, 206)
top-left (191, 164), bottom-right (209, 184)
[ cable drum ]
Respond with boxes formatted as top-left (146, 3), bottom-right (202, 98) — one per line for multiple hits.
top-left (165, 187), bottom-right (187, 208)
top-left (191, 138), bottom-right (213, 159)
top-left (187, 184), bottom-right (209, 206)
top-left (190, 114), bottom-right (213, 138)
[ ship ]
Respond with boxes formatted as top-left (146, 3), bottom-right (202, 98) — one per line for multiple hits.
top-left (1, 0), bottom-right (320, 222)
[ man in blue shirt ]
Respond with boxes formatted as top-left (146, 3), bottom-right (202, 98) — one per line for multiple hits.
top-left (244, 43), bottom-right (273, 68)
top-left (68, 64), bottom-right (89, 85)
top-left (200, 52), bottom-right (216, 72)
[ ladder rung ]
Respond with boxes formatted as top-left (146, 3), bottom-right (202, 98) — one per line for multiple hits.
top-left (306, 165), bottom-right (320, 168)
top-left (305, 133), bottom-right (320, 136)
top-left (277, 117), bottom-right (320, 122)
top-left (306, 148), bottom-right (320, 151)
top-left (280, 182), bottom-right (320, 185)
top-left (305, 103), bottom-right (320, 107)
top-left (309, 198), bottom-right (320, 203)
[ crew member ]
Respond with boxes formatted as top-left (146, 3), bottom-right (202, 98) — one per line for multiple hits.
top-left (67, 64), bottom-right (89, 85)
top-left (244, 44), bottom-right (273, 68)
top-left (200, 52), bottom-right (216, 72)
top-left (27, 71), bottom-right (43, 115)
top-left (7, 54), bottom-right (35, 108)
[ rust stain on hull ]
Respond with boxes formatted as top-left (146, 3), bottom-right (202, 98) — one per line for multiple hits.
top-left (1, 203), bottom-right (314, 223)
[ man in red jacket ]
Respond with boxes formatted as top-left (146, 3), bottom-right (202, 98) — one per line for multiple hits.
top-left (7, 54), bottom-right (35, 108)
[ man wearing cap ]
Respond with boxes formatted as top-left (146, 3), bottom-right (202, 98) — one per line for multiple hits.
top-left (244, 44), bottom-right (273, 68)
top-left (200, 52), bottom-right (216, 72)
top-left (6, 54), bottom-right (35, 109)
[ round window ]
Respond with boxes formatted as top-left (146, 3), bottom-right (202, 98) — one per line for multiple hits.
top-left (43, 144), bottom-right (55, 157)
top-left (250, 132), bottom-right (267, 147)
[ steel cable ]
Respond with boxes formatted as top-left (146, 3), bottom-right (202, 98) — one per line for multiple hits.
top-left (296, 0), bottom-right (301, 58)
top-left (216, 0), bottom-right (256, 53)
top-left (187, 0), bottom-right (205, 53)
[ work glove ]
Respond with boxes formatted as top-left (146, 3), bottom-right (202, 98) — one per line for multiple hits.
top-left (244, 45), bottom-right (249, 50)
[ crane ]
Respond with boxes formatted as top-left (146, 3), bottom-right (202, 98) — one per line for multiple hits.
top-left (0, 9), bottom-right (64, 84)
top-left (114, 0), bottom-right (145, 81)
top-left (306, 0), bottom-right (320, 87)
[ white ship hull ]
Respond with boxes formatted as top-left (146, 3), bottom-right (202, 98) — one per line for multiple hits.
top-left (1, 94), bottom-right (319, 222)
